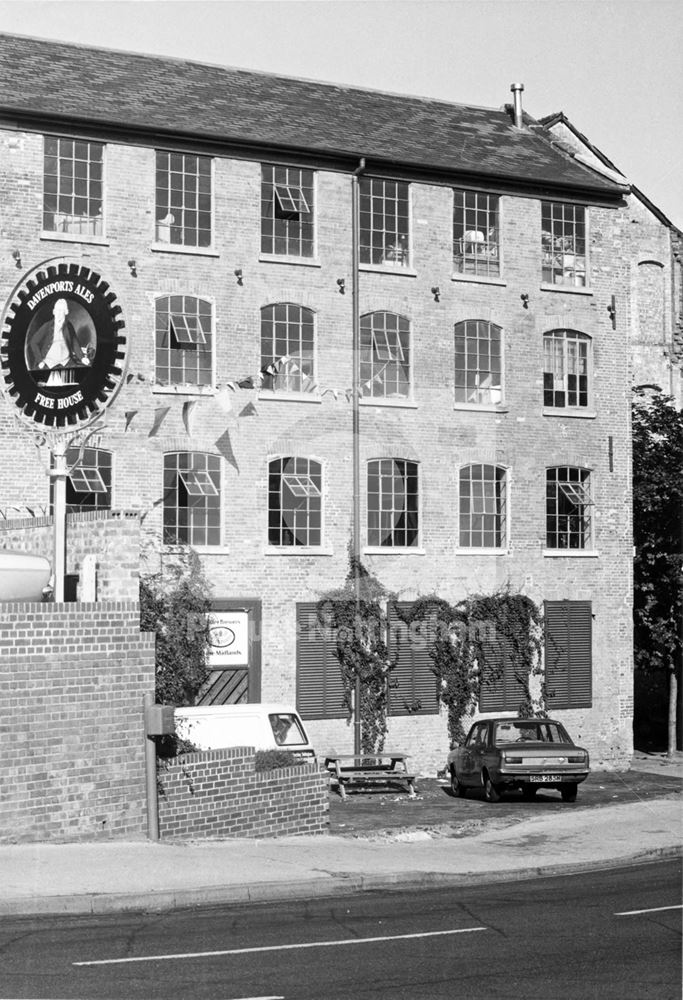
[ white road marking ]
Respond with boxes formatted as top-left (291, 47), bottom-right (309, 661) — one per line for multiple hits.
top-left (616, 904), bottom-right (683, 916)
top-left (73, 926), bottom-right (487, 966)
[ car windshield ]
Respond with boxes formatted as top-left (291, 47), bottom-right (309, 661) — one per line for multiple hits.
top-left (493, 721), bottom-right (572, 745)
top-left (269, 713), bottom-right (307, 746)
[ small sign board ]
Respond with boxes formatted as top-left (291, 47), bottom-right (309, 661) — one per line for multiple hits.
top-left (207, 610), bottom-right (249, 668)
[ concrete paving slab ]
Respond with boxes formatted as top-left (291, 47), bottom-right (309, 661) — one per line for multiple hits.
top-left (0, 796), bottom-right (680, 916)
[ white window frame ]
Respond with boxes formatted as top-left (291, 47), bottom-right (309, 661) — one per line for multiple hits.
top-left (163, 451), bottom-right (223, 548)
top-left (454, 319), bottom-right (504, 408)
top-left (543, 329), bottom-right (592, 411)
top-left (261, 164), bottom-right (316, 260)
top-left (456, 464), bottom-right (509, 551)
top-left (62, 446), bottom-right (113, 512)
top-left (545, 466), bottom-right (594, 552)
top-left (267, 456), bottom-right (324, 549)
top-left (366, 458), bottom-right (420, 550)
top-left (541, 202), bottom-right (589, 288)
top-left (154, 293), bottom-right (214, 391)
top-left (260, 303), bottom-right (316, 395)
top-left (154, 150), bottom-right (213, 249)
top-left (43, 135), bottom-right (105, 240)
top-left (360, 312), bottom-right (412, 400)
top-left (452, 189), bottom-right (500, 279)
top-left (359, 178), bottom-right (412, 271)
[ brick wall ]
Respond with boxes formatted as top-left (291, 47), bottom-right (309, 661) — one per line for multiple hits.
top-left (0, 510), bottom-right (141, 600)
top-left (157, 747), bottom-right (329, 838)
top-left (0, 601), bottom-right (155, 842)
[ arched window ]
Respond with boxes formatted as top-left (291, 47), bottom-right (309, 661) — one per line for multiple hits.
top-left (163, 452), bottom-right (221, 546)
top-left (155, 294), bottom-right (212, 387)
top-left (64, 446), bottom-right (112, 512)
top-left (268, 457), bottom-right (322, 547)
top-left (546, 467), bottom-right (592, 549)
top-left (459, 464), bottom-right (507, 548)
top-left (260, 304), bottom-right (315, 392)
top-left (367, 459), bottom-right (419, 548)
top-left (454, 320), bottom-right (503, 406)
top-left (360, 312), bottom-right (411, 398)
top-left (543, 329), bottom-right (591, 409)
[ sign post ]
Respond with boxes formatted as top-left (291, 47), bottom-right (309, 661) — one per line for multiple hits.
top-left (0, 260), bottom-right (127, 596)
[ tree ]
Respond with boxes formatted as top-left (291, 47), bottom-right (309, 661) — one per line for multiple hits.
top-left (632, 387), bottom-right (683, 755)
top-left (140, 549), bottom-right (213, 705)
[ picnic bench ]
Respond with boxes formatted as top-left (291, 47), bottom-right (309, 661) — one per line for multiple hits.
top-left (324, 751), bottom-right (417, 800)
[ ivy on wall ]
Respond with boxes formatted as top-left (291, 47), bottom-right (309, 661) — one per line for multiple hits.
top-left (398, 590), bottom-right (544, 746)
top-left (316, 553), bottom-right (397, 754)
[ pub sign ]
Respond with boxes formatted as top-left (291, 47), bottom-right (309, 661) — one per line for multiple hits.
top-left (0, 261), bottom-right (127, 428)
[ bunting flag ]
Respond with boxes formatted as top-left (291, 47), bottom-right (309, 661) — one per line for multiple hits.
top-left (238, 376), bottom-right (255, 389)
top-left (182, 400), bottom-right (198, 435)
top-left (215, 428), bottom-right (239, 472)
top-left (148, 406), bottom-right (170, 437)
top-left (124, 410), bottom-right (138, 431)
top-left (321, 388), bottom-right (339, 400)
top-left (239, 402), bottom-right (257, 418)
top-left (215, 386), bottom-right (233, 413)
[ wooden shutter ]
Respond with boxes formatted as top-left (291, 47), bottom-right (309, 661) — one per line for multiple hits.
top-left (387, 603), bottom-right (439, 716)
top-left (478, 634), bottom-right (526, 712)
top-left (544, 600), bottom-right (592, 709)
top-left (296, 603), bottom-right (346, 720)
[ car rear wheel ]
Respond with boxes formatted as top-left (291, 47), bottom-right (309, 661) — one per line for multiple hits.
top-left (483, 772), bottom-right (501, 803)
top-left (560, 783), bottom-right (578, 802)
top-left (450, 768), bottom-right (466, 798)
top-left (521, 785), bottom-right (537, 801)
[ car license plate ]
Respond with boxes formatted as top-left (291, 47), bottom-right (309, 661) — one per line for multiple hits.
top-left (529, 774), bottom-right (561, 782)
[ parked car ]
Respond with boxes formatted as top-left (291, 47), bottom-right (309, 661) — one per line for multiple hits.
top-left (447, 716), bottom-right (590, 803)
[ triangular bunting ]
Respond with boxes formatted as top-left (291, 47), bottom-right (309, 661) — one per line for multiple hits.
top-left (215, 386), bottom-right (233, 413)
top-left (239, 402), bottom-right (257, 418)
top-left (124, 410), bottom-right (138, 431)
top-left (182, 400), bottom-right (198, 435)
top-left (215, 428), bottom-right (239, 472)
top-left (148, 406), bottom-right (170, 437)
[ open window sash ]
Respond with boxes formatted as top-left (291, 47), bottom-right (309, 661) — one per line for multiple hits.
top-left (178, 469), bottom-right (218, 496)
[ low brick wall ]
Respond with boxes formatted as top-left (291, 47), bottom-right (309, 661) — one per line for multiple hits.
top-left (0, 600), bottom-right (155, 842)
top-left (157, 747), bottom-right (330, 839)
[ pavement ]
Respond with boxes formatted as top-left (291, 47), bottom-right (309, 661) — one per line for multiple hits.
top-left (1, 752), bottom-right (681, 918)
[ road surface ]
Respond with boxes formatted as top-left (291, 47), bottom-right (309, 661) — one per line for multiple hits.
top-left (0, 858), bottom-right (680, 999)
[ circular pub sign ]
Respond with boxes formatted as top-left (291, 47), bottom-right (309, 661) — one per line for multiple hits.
top-left (0, 261), bottom-right (127, 428)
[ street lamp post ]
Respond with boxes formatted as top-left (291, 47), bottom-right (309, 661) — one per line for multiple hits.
top-left (351, 158), bottom-right (365, 755)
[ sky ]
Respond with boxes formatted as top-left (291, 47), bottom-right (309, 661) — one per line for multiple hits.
top-left (0, 0), bottom-right (681, 229)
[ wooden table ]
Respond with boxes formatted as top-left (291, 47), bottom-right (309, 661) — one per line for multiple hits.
top-left (324, 752), bottom-right (417, 800)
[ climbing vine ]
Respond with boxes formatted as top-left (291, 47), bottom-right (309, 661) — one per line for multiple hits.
top-left (398, 589), bottom-right (544, 746)
top-left (317, 552), bottom-right (397, 753)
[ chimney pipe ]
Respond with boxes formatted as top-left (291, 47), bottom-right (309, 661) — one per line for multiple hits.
top-left (510, 83), bottom-right (524, 127)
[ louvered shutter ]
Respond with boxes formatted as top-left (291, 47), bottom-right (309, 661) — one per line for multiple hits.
top-left (478, 634), bottom-right (526, 712)
top-left (544, 600), bottom-right (592, 709)
top-left (387, 603), bottom-right (439, 716)
top-left (296, 603), bottom-right (346, 720)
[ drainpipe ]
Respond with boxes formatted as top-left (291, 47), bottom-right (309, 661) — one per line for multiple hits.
top-left (351, 157), bottom-right (365, 755)
top-left (510, 83), bottom-right (525, 128)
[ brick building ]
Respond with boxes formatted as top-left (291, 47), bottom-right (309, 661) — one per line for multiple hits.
top-left (541, 112), bottom-right (683, 405)
top-left (0, 35), bottom-right (643, 772)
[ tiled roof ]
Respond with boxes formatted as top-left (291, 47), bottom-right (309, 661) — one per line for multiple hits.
top-left (0, 33), bottom-right (626, 199)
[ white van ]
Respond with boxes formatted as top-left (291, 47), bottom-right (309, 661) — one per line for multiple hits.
top-left (0, 550), bottom-right (51, 602)
top-left (174, 703), bottom-right (316, 760)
